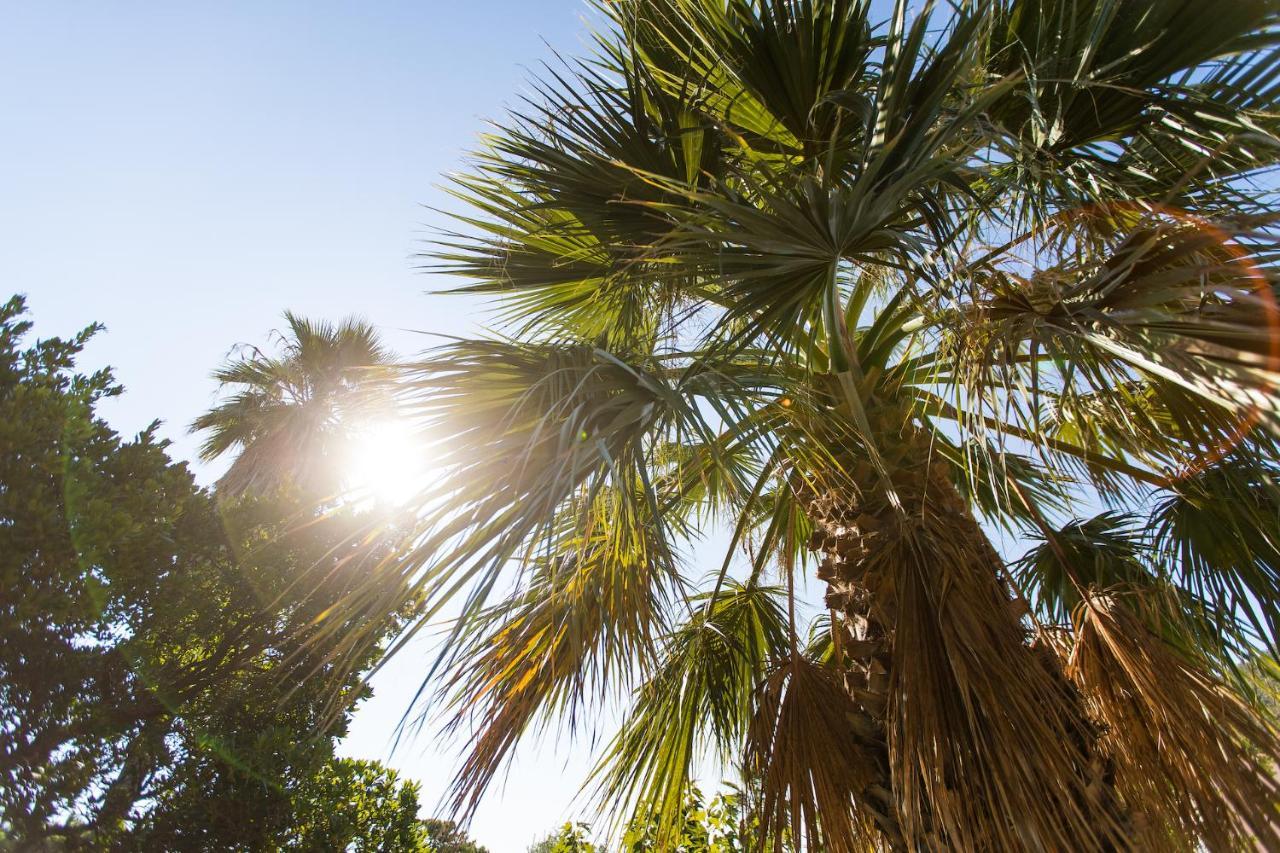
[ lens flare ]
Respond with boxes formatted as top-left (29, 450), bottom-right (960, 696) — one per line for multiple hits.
top-left (1059, 202), bottom-right (1280, 484)
top-left (341, 419), bottom-right (425, 507)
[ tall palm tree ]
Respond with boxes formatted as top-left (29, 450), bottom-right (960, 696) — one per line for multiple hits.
top-left (193, 311), bottom-right (391, 498)
top-left (345, 1), bottom-right (1280, 848)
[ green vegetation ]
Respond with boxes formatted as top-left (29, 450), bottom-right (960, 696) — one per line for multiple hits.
top-left (529, 788), bottom-right (752, 852)
top-left (325, 1), bottom-right (1280, 849)
top-left (527, 823), bottom-right (597, 853)
top-left (192, 311), bottom-right (393, 499)
top-left (0, 297), bottom-right (474, 851)
top-left (423, 818), bottom-right (491, 853)
top-left (284, 759), bottom-right (429, 851)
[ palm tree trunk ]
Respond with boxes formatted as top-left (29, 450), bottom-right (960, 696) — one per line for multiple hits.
top-left (800, 456), bottom-right (1132, 851)
top-left (802, 481), bottom-right (908, 850)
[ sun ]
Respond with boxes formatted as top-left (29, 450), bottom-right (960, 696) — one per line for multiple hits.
top-left (340, 419), bottom-right (425, 508)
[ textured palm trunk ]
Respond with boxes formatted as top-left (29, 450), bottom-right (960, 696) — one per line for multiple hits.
top-left (799, 453), bottom-right (1132, 851)
top-left (802, 480), bottom-right (908, 851)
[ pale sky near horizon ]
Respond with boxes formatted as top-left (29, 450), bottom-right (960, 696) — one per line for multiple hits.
top-left (3, 3), bottom-right (620, 850)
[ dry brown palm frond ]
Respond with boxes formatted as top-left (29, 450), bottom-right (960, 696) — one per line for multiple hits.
top-left (744, 655), bottom-right (883, 852)
top-left (1070, 590), bottom-right (1280, 850)
top-left (874, 480), bottom-right (1129, 851)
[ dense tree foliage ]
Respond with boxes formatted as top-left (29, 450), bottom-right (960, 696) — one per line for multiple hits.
top-left (529, 788), bottom-right (755, 853)
top-left (0, 296), bottom-right (411, 850)
top-left (422, 818), bottom-right (490, 853)
top-left (335, 0), bottom-right (1280, 849)
top-left (528, 823), bottom-right (598, 853)
top-left (285, 758), bottom-right (434, 852)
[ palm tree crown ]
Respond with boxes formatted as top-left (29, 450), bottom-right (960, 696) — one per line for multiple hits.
top-left (193, 312), bottom-right (391, 498)
top-left (340, 1), bottom-right (1280, 849)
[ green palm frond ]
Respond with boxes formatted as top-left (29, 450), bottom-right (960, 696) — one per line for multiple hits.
top-left (589, 581), bottom-right (788, 846)
top-left (984, 0), bottom-right (1280, 219)
top-left (934, 435), bottom-right (1070, 532)
top-left (192, 312), bottom-right (391, 498)
top-left (437, 485), bottom-right (682, 820)
top-left (1012, 511), bottom-right (1232, 658)
top-left (1150, 457), bottom-right (1280, 654)
top-left (935, 212), bottom-right (1280, 488)
top-left (1013, 513), bottom-right (1155, 615)
top-left (385, 339), bottom-right (704, 621)
top-left (432, 50), bottom-right (722, 345)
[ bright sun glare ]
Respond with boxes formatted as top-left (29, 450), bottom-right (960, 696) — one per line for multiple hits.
top-left (341, 419), bottom-right (425, 508)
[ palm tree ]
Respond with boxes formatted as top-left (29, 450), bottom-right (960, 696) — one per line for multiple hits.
top-left (193, 311), bottom-right (391, 498)
top-left (346, 1), bottom-right (1280, 848)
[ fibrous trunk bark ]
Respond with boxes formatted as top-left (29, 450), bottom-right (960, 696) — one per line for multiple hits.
top-left (799, 454), bottom-right (1131, 851)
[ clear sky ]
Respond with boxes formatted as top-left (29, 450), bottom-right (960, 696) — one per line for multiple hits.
top-left (2, 3), bottom-right (622, 850)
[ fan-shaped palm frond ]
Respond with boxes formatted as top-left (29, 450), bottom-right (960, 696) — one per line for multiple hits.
top-left (436, 485), bottom-right (682, 820)
top-left (984, 0), bottom-right (1280, 220)
top-left (1013, 511), bottom-right (1247, 671)
top-left (1150, 456), bottom-right (1280, 654)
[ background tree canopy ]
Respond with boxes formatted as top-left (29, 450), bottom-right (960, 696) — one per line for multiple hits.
top-left (527, 786), bottom-right (756, 853)
top-left (0, 296), bottom-right (474, 851)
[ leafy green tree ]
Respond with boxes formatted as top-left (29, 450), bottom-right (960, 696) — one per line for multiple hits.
top-left (622, 788), bottom-right (755, 853)
top-left (527, 823), bottom-right (599, 853)
top-left (529, 789), bottom-right (756, 853)
top-left (423, 818), bottom-right (490, 853)
top-left (283, 758), bottom-right (429, 852)
top-left (192, 311), bottom-right (391, 498)
top-left (0, 296), bottom-right (408, 849)
top-left (355, 1), bottom-right (1280, 849)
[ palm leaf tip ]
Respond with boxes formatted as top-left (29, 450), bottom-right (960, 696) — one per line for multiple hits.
top-left (588, 582), bottom-right (789, 847)
top-left (439, 487), bottom-right (680, 821)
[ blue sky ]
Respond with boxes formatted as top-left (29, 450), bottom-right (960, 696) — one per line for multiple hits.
top-left (3, 3), bottom-right (614, 850)
top-left (4, 1), bottom-right (594, 465)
